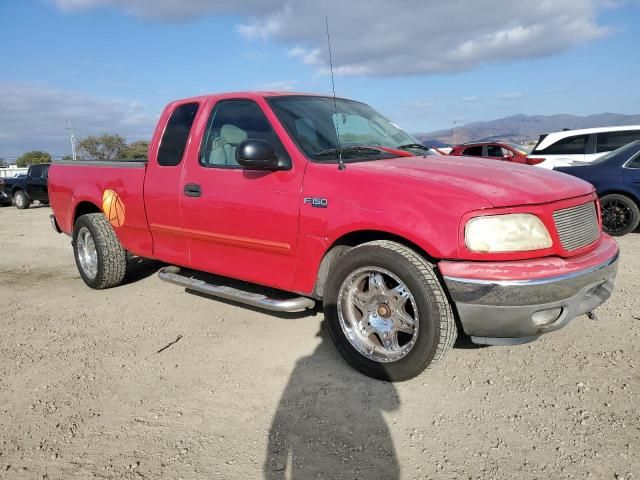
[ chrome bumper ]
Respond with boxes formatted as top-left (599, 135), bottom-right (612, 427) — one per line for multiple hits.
top-left (443, 251), bottom-right (619, 345)
top-left (50, 214), bottom-right (62, 234)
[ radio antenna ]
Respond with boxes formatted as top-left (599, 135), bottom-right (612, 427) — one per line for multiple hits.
top-left (325, 16), bottom-right (345, 170)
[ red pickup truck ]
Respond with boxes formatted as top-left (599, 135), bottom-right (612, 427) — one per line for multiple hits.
top-left (49, 92), bottom-right (619, 381)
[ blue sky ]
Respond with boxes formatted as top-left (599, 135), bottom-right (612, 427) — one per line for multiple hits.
top-left (1, 0), bottom-right (639, 158)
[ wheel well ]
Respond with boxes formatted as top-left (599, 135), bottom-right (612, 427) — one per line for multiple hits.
top-left (312, 230), bottom-right (434, 298)
top-left (12, 187), bottom-right (24, 196)
top-left (74, 201), bottom-right (102, 225)
top-left (600, 190), bottom-right (640, 207)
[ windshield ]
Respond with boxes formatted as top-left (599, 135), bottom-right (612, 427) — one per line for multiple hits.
top-left (268, 96), bottom-right (427, 162)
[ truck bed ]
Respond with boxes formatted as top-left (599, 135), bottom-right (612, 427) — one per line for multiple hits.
top-left (48, 159), bottom-right (153, 257)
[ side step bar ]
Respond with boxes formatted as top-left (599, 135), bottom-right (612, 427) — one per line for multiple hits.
top-left (158, 266), bottom-right (316, 313)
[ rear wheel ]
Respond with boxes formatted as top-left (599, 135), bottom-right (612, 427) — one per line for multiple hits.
top-left (14, 190), bottom-right (30, 210)
top-left (73, 213), bottom-right (127, 289)
top-left (600, 194), bottom-right (640, 236)
top-left (323, 240), bottom-right (457, 381)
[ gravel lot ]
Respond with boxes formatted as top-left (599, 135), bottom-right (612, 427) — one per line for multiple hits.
top-left (0, 206), bottom-right (638, 480)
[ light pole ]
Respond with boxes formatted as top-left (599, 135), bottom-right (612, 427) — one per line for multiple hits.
top-left (66, 120), bottom-right (77, 160)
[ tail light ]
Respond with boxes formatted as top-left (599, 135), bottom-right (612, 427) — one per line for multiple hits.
top-left (0, 178), bottom-right (4, 188)
top-left (526, 157), bottom-right (545, 165)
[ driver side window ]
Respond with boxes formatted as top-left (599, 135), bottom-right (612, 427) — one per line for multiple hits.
top-left (199, 100), bottom-right (289, 168)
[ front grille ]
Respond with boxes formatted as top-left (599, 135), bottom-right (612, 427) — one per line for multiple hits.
top-left (553, 201), bottom-right (600, 251)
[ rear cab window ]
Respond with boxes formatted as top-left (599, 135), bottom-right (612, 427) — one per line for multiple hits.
top-left (157, 102), bottom-right (200, 167)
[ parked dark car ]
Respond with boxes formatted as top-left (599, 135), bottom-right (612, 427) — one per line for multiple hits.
top-left (556, 140), bottom-right (640, 236)
top-left (0, 163), bottom-right (51, 209)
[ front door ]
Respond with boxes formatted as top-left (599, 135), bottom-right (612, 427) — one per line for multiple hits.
top-left (26, 164), bottom-right (48, 201)
top-left (180, 98), bottom-right (304, 292)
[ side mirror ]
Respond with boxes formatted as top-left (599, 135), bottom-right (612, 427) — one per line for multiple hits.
top-left (236, 139), bottom-right (280, 170)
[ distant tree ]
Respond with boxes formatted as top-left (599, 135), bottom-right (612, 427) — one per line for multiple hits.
top-left (124, 140), bottom-right (149, 159)
top-left (0, 158), bottom-right (7, 168)
top-left (61, 155), bottom-right (73, 161)
top-left (77, 134), bottom-right (127, 161)
top-left (16, 151), bottom-right (52, 168)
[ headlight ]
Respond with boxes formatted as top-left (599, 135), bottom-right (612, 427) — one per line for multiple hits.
top-left (465, 213), bottom-right (552, 253)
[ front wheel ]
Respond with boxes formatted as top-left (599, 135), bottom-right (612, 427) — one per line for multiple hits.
top-left (600, 193), bottom-right (640, 236)
top-left (323, 240), bottom-right (457, 381)
top-left (73, 213), bottom-right (127, 289)
top-left (14, 190), bottom-right (31, 209)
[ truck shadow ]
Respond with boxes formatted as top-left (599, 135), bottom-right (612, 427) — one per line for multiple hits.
top-left (454, 334), bottom-right (489, 349)
top-left (122, 257), bottom-right (166, 286)
top-left (264, 324), bottom-right (400, 479)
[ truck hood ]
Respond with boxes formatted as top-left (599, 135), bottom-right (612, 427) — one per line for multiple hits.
top-left (350, 155), bottom-right (594, 208)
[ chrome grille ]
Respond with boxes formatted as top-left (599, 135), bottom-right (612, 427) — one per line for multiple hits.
top-left (553, 201), bottom-right (599, 251)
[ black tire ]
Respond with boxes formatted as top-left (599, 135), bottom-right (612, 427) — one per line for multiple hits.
top-left (323, 240), bottom-right (457, 381)
top-left (14, 190), bottom-right (30, 210)
top-left (600, 193), bottom-right (640, 236)
top-left (72, 213), bottom-right (127, 289)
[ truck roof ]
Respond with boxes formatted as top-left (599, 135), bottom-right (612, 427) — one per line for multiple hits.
top-left (168, 91), bottom-right (328, 105)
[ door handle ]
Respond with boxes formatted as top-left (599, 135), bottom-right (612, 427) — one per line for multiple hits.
top-left (184, 183), bottom-right (201, 197)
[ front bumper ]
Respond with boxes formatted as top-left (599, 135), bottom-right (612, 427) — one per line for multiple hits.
top-left (0, 191), bottom-right (10, 204)
top-left (440, 237), bottom-right (619, 345)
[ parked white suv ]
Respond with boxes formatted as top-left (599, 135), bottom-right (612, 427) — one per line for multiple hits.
top-left (530, 125), bottom-right (640, 168)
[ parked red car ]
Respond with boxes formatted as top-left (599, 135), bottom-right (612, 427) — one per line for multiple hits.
top-left (49, 92), bottom-right (618, 381)
top-left (449, 142), bottom-right (545, 165)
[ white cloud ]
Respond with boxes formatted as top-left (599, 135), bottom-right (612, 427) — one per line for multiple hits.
top-left (54, 0), bottom-right (613, 76)
top-left (461, 96), bottom-right (478, 103)
top-left (0, 84), bottom-right (156, 158)
top-left (497, 92), bottom-right (524, 100)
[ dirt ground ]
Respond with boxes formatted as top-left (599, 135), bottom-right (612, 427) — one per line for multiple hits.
top-left (0, 206), bottom-right (638, 480)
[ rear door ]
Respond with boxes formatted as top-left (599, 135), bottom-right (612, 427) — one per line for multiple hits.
top-left (179, 98), bottom-right (304, 291)
top-left (144, 101), bottom-right (200, 267)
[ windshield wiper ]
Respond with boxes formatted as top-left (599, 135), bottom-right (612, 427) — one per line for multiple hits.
top-left (397, 143), bottom-right (431, 152)
top-left (314, 146), bottom-right (387, 159)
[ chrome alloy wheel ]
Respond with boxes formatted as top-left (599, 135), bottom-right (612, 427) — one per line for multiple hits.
top-left (76, 226), bottom-right (98, 279)
top-left (337, 267), bottom-right (419, 363)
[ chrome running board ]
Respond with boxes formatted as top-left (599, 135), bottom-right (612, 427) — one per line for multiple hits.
top-left (158, 266), bottom-right (316, 313)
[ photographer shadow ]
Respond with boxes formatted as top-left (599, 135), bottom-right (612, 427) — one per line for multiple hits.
top-left (264, 324), bottom-right (400, 479)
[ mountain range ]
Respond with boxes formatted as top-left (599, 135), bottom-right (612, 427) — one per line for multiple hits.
top-left (414, 113), bottom-right (640, 147)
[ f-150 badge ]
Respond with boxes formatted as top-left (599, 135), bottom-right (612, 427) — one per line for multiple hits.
top-left (303, 197), bottom-right (328, 208)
